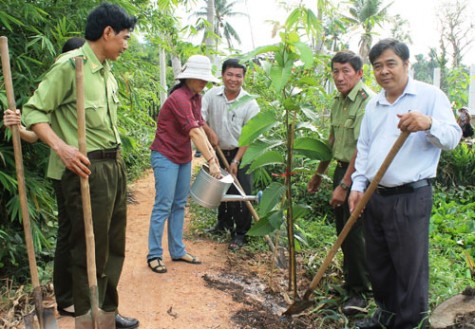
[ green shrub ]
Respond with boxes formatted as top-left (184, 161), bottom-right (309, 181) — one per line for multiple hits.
top-left (437, 142), bottom-right (475, 187)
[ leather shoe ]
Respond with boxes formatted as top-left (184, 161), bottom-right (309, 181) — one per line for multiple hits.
top-left (57, 307), bottom-right (75, 317)
top-left (354, 316), bottom-right (383, 329)
top-left (116, 314), bottom-right (139, 329)
top-left (342, 295), bottom-right (367, 315)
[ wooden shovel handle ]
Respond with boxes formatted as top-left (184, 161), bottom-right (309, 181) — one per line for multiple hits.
top-left (303, 130), bottom-right (411, 298)
top-left (75, 58), bottom-right (100, 319)
top-left (0, 37), bottom-right (41, 289)
top-left (0, 35), bottom-right (46, 327)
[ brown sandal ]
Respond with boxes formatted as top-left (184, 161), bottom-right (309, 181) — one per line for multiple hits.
top-left (148, 257), bottom-right (167, 273)
top-left (172, 253), bottom-right (201, 264)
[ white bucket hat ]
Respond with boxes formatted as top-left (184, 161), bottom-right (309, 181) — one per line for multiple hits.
top-left (176, 55), bottom-right (220, 83)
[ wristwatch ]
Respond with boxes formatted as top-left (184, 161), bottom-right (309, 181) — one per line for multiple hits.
top-left (339, 180), bottom-right (349, 191)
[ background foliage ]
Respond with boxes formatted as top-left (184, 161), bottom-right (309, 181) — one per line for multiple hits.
top-left (1, 0), bottom-right (474, 326)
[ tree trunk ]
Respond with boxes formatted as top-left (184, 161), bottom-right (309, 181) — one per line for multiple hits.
top-left (206, 0), bottom-right (215, 51)
top-left (159, 48), bottom-right (167, 104)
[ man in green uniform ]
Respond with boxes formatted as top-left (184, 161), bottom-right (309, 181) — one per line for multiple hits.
top-left (22, 4), bottom-right (139, 328)
top-left (307, 50), bottom-right (374, 316)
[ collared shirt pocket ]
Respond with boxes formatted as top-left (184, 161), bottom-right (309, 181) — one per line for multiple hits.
top-left (85, 102), bottom-right (106, 129)
top-left (344, 118), bottom-right (355, 129)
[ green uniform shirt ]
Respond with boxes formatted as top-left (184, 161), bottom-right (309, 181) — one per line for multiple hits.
top-left (23, 42), bottom-right (121, 180)
top-left (330, 80), bottom-right (375, 163)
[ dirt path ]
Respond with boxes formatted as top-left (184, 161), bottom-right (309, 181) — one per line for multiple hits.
top-left (57, 159), bottom-right (246, 329)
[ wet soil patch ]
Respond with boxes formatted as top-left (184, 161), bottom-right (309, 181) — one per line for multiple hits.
top-left (446, 311), bottom-right (475, 328)
top-left (203, 273), bottom-right (311, 328)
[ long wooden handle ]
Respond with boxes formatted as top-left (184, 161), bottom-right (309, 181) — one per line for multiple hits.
top-left (303, 130), bottom-right (411, 298)
top-left (215, 146), bottom-right (278, 254)
top-left (0, 35), bottom-right (45, 328)
top-left (75, 57), bottom-right (100, 319)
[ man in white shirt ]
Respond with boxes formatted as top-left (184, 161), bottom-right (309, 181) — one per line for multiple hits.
top-left (349, 39), bottom-right (461, 329)
top-left (202, 58), bottom-right (260, 251)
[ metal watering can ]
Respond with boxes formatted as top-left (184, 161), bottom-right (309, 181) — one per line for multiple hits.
top-left (190, 165), bottom-right (261, 208)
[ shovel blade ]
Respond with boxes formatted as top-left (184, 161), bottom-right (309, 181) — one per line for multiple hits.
top-left (24, 307), bottom-right (59, 329)
top-left (96, 310), bottom-right (116, 328)
top-left (23, 312), bottom-right (36, 329)
top-left (282, 299), bottom-right (314, 316)
top-left (42, 306), bottom-right (59, 329)
top-left (75, 310), bottom-right (116, 329)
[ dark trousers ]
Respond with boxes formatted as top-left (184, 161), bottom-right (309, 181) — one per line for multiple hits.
top-left (364, 186), bottom-right (432, 329)
top-left (218, 149), bottom-right (252, 236)
top-left (52, 180), bottom-right (73, 309)
top-left (60, 156), bottom-right (127, 316)
top-left (333, 165), bottom-right (370, 296)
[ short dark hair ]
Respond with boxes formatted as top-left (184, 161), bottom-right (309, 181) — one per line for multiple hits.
top-left (369, 38), bottom-right (410, 64)
top-left (222, 58), bottom-right (246, 76)
top-left (331, 51), bottom-right (363, 72)
top-left (85, 3), bottom-right (137, 41)
top-left (61, 37), bottom-right (85, 53)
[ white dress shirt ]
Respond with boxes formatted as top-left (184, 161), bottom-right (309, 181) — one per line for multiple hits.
top-left (352, 78), bottom-right (462, 191)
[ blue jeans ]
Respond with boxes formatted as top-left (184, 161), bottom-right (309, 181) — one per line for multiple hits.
top-left (147, 151), bottom-right (191, 260)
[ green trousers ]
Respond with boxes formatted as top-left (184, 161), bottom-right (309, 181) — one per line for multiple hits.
top-left (333, 165), bottom-right (370, 296)
top-left (61, 156), bottom-right (127, 316)
top-left (52, 179), bottom-right (73, 309)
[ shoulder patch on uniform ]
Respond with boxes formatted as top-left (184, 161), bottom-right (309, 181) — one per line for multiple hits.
top-left (359, 89), bottom-right (369, 100)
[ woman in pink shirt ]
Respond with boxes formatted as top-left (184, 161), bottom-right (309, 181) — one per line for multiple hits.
top-left (147, 55), bottom-right (221, 274)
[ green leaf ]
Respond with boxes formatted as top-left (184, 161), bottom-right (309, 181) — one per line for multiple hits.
top-left (229, 94), bottom-right (259, 111)
top-left (239, 111), bottom-right (278, 146)
top-left (241, 45), bottom-right (281, 62)
top-left (270, 61), bottom-right (292, 92)
top-left (241, 140), bottom-right (284, 167)
top-left (247, 214), bottom-right (276, 236)
top-left (286, 31), bottom-right (300, 44)
top-left (259, 182), bottom-right (285, 215)
top-left (285, 8), bottom-right (301, 27)
top-left (294, 42), bottom-right (314, 68)
top-left (293, 137), bottom-right (332, 161)
top-left (296, 76), bottom-right (319, 87)
top-left (249, 150), bottom-right (285, 171)
top-left (268, 210), bottom-right (284, 229)
top-left (300, 106), bottom-right (320, 122)
top-left (247, 210), bottom-right (284, 236)
top-left (292, 204), bottom-right (312, 220)
top-left (0, 11), bottom-right (25, 31)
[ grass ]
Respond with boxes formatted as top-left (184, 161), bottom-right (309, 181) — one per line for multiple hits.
top-left (187, 177), bottom-right (475, 327)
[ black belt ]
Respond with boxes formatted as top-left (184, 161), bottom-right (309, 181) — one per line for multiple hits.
top-left (87, 147), bottom-right (120, 160)
top-left (221, 148), bottom-right (238, 156)
top-left (336, 160), bottom-right (349, 168)
top-left (375, 179), bottom-right (431, 196)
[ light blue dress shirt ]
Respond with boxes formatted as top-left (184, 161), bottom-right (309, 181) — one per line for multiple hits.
top-left (352, 77), bottom-right (462, 191)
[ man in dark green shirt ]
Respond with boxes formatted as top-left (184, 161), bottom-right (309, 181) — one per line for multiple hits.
top-left (23, 4), bottom-right (139, 328)
top-left (307, 51), bottom-right (374, 316)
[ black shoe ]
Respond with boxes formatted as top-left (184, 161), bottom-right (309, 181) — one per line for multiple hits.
top-left (228, 234), bottom-right (246, 251)
top-left (354, 316), bottom-right (383, 329)
top-left (115, 314), bottom-right (139, 329)
top-left (342, 295), bottom-right (367, 316)
top-left (57, 307), bottom-right (75, 317)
